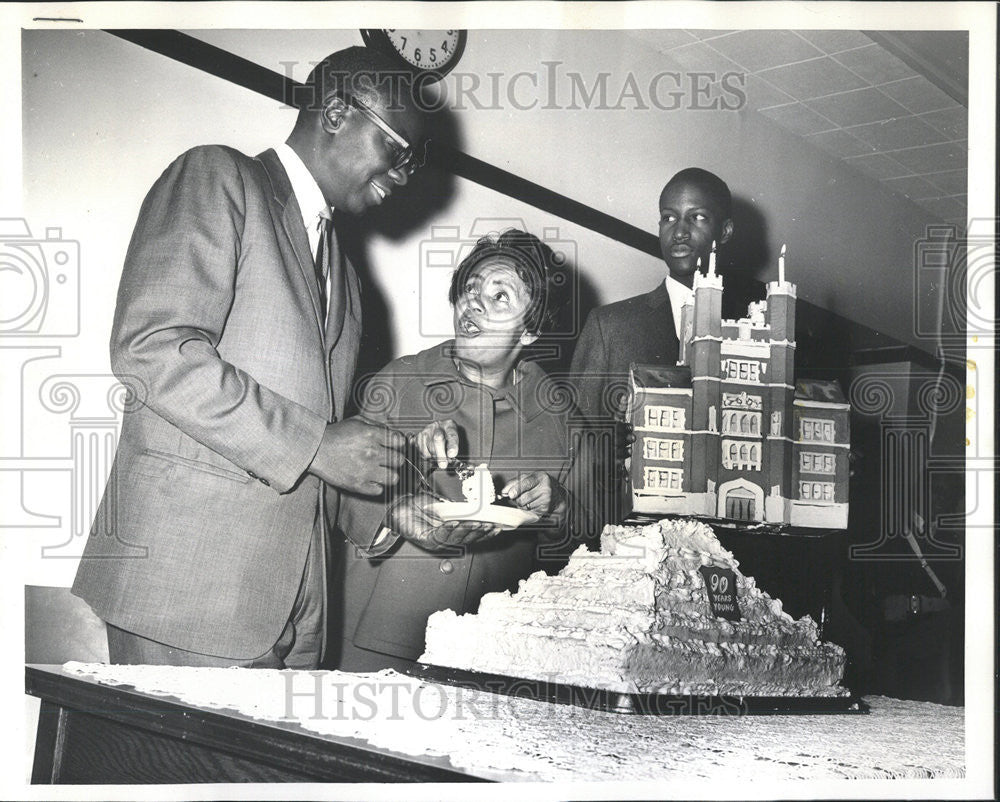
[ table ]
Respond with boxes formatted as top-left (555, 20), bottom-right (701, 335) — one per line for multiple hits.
top-left (26, 664), bottom-right (479, 783)
top-left (27, 663), bottom-right (965, 784)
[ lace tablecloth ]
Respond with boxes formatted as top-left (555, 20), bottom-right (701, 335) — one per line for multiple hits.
top-left (62, 662), bottom-right (964, 782)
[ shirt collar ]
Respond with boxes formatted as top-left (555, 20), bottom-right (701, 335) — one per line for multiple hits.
top-left (275, 142), bottom-right (330, 230)
top-left (664, 274), bottom-right (692, 340)
top-left (418, 341), bottom-right (550, 421)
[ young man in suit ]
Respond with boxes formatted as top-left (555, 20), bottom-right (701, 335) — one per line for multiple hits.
top-left (72, 47), bottom-right (488, 669)
top-left (569, 167), bottom-right (734, 523)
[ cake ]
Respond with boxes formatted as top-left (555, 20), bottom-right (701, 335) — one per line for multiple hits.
top-left (421, 518), bottom-right (847, 697)
top-left (628, 259), bottom-right (850, 528)
top-left (460, 463), bottom-right (495, 505)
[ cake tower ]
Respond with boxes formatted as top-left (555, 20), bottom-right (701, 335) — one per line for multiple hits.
top-left (629, 247), bottom-right (850, 528)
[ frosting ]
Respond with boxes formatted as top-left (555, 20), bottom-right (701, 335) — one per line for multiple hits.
top-left (421, 518), bottom-right (848, 697)
top-left (461, 463), bottom-right (494, 505)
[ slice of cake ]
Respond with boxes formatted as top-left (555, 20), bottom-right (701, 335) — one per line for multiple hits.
top-left (420, 518), bottom-right (847, 697)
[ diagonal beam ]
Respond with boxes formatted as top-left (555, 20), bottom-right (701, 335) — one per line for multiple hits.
top-left (105, 28), bottom-right (661, 259)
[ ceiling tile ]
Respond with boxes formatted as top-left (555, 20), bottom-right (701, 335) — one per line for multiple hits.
top-left (668, 41), bottom-right (745, 77)
top-left (628, 29), bottom-right (699, 53)
top-left (684, 30), bottom-right (738, 41)
top-left (888, 141), bottom-right (968, 173)
top-left (805, 87), bottom-right (910, 126)
top-left (707, 30), bottom-right (823, 73)
top-left (741, 73), bottom-right (795, 110)
top-left (758, 57), bottom-right (869, 101)
top-left (882, 175), bottom-right (943, 201)
top-left (832, 44), bottom-right (918, 85)
top-left (879, 76), bottom-right (962, 114)
top-left (917, 195), bottom-right (968, 220)
top-left (923, 169), bottom-right (967, 196)
top-left (758, 102), bottom-right (836, 135)
top-left (793, 30), bottom-right (874, 54)
top-left (919, 107), bottom-right (968, 140)
top-left (805, 128), bottom-right (876, 158)
top-left (848, 116), bottom-right (948, 151)
top-left (844, 152), bottom-right (912, 180)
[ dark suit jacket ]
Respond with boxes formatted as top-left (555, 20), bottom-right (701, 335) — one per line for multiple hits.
top-left (567, 282), bottom-right (681, 528)
top-left (72, 145), bottom-right (369, 658)
top-left (569, 281), bottom-right (680, 421)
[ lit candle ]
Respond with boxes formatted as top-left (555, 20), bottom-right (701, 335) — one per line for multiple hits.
top-left (778, 243), bottom-right (786, 284)
top-left (708, 241), bottom-right (717, 275)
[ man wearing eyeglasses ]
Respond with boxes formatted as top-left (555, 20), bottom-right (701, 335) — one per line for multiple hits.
top-left (72, 47), bottom-right (482, 669)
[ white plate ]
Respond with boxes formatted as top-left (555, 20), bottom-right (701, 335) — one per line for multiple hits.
top-left (427, 501), bottom-right (540, 530)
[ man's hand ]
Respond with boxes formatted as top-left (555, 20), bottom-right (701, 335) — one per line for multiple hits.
top-left (389, 492), bottom-right (503, 552)
top-left (501, 472), bottom-right (568, 524)
top-left (309, 418), bottom-right (406, 495)
top-left (413, 419), bottom-right (460, 469)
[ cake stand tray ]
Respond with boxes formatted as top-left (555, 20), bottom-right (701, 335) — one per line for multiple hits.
top-left (408, 663), bottom-right (869, 716)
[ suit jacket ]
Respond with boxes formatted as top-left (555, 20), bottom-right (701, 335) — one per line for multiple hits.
top-left (72, 145), bottom-right (366, 658)
top-left (568, 282), bottom-right (680, 528)
top-left (336, 342), bottom-right (574, 662)
top-left (569, 282), bottom-right (680, 422)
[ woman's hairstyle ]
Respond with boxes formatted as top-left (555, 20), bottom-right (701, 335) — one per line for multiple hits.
top-left (448, 229), bottom-right (559, 334)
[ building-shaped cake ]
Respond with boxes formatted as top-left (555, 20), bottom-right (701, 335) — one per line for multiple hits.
top-left (628, 262), bottom-right (849, 529)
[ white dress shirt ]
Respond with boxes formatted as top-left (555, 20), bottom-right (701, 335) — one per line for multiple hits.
top-left (276, 143), bottom-right (332, 315)
top-left (665, 275), bottom-right (693, 341)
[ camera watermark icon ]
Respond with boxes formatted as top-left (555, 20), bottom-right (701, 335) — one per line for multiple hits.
top-left (0, 218), bottom-right (80, 337)
top-left (418, 218), bottom-right (579, 340)
top-left (913, 219), bottom-right (996, 342)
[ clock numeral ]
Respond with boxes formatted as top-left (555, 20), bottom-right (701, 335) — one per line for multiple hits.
top-left (414, 47), bottom-right (422, 63)
top-left (429, 48), bottom-right (437, 62)
top-left (446, 30), bottom-right (454, 35)
top-left (399, 36), bottom-right (407, 50)
top-left (442, 40), bottom-right (449, 52)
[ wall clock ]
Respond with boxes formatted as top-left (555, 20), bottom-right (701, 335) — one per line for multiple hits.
top-left (360, 29), bottom-right (467, 80)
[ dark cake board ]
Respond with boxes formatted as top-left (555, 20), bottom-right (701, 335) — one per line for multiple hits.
top-left (623, 512), bottom-right (842, 539)
top-left (408, 663), bottom-right (869, 716)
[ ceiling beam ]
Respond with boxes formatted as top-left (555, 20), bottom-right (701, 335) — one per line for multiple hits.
top-left (106, 29), bottom-right (660, 260)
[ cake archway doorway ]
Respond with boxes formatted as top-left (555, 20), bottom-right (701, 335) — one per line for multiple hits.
top-left (717, 478), bottom-right (764, 522)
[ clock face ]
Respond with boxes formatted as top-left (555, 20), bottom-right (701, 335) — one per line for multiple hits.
top-left (384, 29), bottom-right (463, 72)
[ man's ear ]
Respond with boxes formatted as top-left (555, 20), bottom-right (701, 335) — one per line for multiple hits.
top-left (519, 330), bottom-right (539, 346)
top-left (719, 218), bottom-right (734, 245)
top-left (321, 96), bottom-right (349, 134)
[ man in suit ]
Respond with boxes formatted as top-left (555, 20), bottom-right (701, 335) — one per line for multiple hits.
top-left (569, 167), bottom-right (734, 523)
top-left (72, 47), bottom-right (482, 669)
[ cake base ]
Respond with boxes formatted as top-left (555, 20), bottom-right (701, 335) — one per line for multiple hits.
top-left (408, 663), bottom-right (869, 716)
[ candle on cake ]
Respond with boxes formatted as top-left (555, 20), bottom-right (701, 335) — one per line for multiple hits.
top-left (708, 241), bottom-right (717, 276)
top-left (778, 243), bottom-right (786, 284)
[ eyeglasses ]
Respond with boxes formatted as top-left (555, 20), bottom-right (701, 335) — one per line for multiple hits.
top-left (346, 95), bottom-right (425, 175)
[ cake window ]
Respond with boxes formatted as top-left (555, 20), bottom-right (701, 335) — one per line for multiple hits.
top-left (642, 437), bottom-right (684, 462)
top-left (800, 452), bottom-right (835, 474)
top-left (644, 467), bottom-right (684, 491)
top-left (800, 417), bottom-right (835, 443)
top-left (644, 405), bottom-right (685, 431)
top-left (723, 358), bottom-right (762, 383)
top-left (799, 480), bottom-right (835, 501)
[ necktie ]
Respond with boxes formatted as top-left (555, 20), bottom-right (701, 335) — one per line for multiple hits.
top-left (314, 210), bottom-right (333, 324)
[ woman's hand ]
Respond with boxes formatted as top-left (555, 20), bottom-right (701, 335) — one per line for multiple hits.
top-left (501, 472), bottom-right (568, 523)
top-left (412, 419), bottom-right (461, 469)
